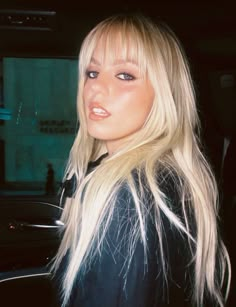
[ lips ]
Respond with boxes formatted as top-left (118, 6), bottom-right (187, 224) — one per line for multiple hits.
top-left (88, 102), bottom-right (111, 120)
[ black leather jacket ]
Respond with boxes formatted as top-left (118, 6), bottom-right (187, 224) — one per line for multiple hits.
top-left (54, 158), bottom-right (202, 307)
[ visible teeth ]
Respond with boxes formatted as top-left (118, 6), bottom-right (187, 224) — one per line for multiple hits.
top-left (93, 107), bottom-right (106, 114)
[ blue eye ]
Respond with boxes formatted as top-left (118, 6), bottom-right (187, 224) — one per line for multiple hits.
top-left (117, 73), bottom-right (135, 81)
top-left (86, 71), bottom-right (98, 79)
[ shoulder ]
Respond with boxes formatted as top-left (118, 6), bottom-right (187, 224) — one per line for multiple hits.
top-left (103, 169), bottom-right (194, 305)
top-left (125, 166), bottom-right (189, 218)
top-left (112, 165), bottom-right (195, 247)
top-left (115, 165), bottom-right (196, 264)
top-left (157, 167), bottom-right (184, 202)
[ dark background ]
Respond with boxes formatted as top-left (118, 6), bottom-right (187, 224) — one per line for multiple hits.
top-left (0, 0), bottom-right (235, 60)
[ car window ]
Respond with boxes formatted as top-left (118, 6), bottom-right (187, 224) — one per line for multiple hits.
top-left (0, 57), bottom-right (78, 196)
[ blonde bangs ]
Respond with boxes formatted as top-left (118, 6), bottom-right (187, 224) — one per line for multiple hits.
top-left (79, 16), bottom-right (150, 78)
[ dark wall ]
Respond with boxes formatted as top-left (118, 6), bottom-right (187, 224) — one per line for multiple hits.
top-left (0, 1), bottom-right (236, 58)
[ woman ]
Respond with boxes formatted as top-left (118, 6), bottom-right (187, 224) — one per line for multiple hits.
top-left (52, 14), bottom-right (231, 307)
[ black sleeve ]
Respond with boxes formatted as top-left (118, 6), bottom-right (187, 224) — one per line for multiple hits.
top-left (68, 182), bottom-right (194, 307)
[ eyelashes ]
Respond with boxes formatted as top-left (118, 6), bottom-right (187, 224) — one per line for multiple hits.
top-left (86, 71), bottom-right (98, 79)
top-left (116, 73), bottom-right (135, 81)
top-left (85, 70), bottom-right (136, 81)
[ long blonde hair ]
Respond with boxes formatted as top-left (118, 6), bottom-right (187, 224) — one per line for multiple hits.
top-left (52, 14), bottom-right (231, 306)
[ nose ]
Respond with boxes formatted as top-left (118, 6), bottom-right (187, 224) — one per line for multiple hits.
top-left (89, 73), bottom-right (109, 96)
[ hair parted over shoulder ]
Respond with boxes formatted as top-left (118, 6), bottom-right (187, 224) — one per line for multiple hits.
top-left (52, 14), bottom-right (231, 307)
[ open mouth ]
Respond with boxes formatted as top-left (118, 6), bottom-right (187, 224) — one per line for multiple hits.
top-left (89, 103), bottom-right (111, 119)
top-left (91, 107), bottom-right (109, 116)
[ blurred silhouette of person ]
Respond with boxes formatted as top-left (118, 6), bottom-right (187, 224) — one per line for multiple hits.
top-left (221, 135), bottom-right (236, 307)
top-left (203, 72), bottom-right (236, 306)
top-left (45, 163), bottom-right (55, 195)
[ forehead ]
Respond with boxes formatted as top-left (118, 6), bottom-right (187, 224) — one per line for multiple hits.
top-left (91, 40), bottom-right (133, 64)
top-left (89, 30), bottom-right (144, 68)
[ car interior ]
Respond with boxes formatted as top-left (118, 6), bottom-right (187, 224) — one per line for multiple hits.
top-left (0, 1), bottom-right (235, 306)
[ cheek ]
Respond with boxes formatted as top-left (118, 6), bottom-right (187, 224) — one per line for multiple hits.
top-left (134, 89), bottom-right (154, 118)
top-left (113, 90), bottom-right (153, 127)
top-left (83, 84), bottom-right (89, 102)
top-left (82, 86), bottom-right (91, 116)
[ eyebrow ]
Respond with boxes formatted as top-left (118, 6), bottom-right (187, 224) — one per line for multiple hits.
top-left (91, 57), bottom-right (100, 65)
top-left (90, 57), bottom-right (138, 66)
